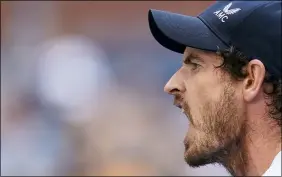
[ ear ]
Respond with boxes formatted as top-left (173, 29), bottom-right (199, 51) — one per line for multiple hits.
top-left (242, 59), bottom-right (266, 102)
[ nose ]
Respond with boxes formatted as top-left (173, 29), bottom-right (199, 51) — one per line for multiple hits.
top-left (164, 72), bottom-right (185, 94)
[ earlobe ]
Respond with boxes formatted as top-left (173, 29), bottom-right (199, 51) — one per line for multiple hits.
top-left (242, 60), bottom-right (266, 102)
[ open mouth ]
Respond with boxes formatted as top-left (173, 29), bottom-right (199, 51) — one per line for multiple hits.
top-left (174, 103), bottom-right (183, 111)
top-left (174, 100), bottom-right (193, 124)
top-left (180, 106), bottom-right (194, 126)
top-left (177, 106), bottom-right (185, 114)
top-left (174, 104), bottom-right (186, 115)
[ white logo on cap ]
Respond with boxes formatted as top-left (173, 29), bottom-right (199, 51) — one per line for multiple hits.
top-left (214, 2), bottom-right (241, 22)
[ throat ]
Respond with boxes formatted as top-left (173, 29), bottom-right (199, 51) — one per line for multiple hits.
top-left (215, 137), bottom-right (249, 176)
top-left (221, 138), bottom-right (248, 176)
top-left (217, 128), bottom-right (281, 176)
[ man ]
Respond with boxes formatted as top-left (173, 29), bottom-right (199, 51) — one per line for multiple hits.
top-left (148, 1), bottom-right (281, 176)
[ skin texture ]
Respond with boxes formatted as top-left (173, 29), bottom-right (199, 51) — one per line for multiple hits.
top-left (164, 47), bottom-right (281, 176)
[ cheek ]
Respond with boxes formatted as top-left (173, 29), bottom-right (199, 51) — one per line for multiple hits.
top-left (183, 77), bottom-right (240, 130)
top-left (184, 78), bottom-right (222, 124)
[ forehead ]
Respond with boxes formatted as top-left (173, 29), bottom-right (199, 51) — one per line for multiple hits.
top-left (183, 47), bottom-right (220, 63)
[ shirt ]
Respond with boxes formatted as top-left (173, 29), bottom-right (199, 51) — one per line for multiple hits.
top-left (263, 151), bottom-right (281, 176)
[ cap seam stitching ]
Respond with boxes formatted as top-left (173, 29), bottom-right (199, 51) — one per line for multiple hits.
top-left (230, 1), bottom-right (273, 40)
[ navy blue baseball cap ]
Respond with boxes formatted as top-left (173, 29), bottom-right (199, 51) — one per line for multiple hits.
top-left (148, 1), bottom-right (281, 79)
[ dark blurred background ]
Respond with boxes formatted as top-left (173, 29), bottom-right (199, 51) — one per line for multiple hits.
top-left (1, 1), bottom-right (229, 176)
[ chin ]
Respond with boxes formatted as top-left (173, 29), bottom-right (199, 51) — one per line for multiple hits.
top-left (184, 145), bottom-right (221, 167)
top-left (183, 135), bottom-right (225, 168)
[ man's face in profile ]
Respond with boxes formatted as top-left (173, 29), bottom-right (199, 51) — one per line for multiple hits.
top-left (164, 47), bottom-right (246, 167)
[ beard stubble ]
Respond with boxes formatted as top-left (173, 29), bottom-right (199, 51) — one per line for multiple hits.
top-left (183, 83), bottom-right (248, 176)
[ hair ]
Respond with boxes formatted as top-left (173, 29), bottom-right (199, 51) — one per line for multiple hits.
top-left (216, 46), bottom-right (281, 126)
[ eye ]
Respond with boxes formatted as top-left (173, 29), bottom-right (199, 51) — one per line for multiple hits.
top-left (190, 62), bottom-right (199, 70)
top-left (184, 59), bottom-right (200, 70)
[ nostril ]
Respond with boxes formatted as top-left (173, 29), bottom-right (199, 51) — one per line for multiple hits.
top-left (169, 88), bottom-right (180, 95)
top-left (171, 88), bottom-right (180, 93)
top-left (164, 85), bottom-right (176, 94)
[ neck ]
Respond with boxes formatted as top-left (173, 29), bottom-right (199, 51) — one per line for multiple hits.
top-left (222, 119), bottom-right (281, 176)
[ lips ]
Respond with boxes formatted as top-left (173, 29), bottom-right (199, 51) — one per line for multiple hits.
top-left (175, 104), bottom-right (185, 114)
top-left (173, 95), bottom-right (193, 124)
top-left (173, 94), bottom-right (183, 107)
top-left (174, 102), bottom-right (182, 109)
top-left (174, 101), bottom-right (188, 117)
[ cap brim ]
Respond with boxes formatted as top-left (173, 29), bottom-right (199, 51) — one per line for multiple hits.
top-left (148, 9), bottom-right (228, 54)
